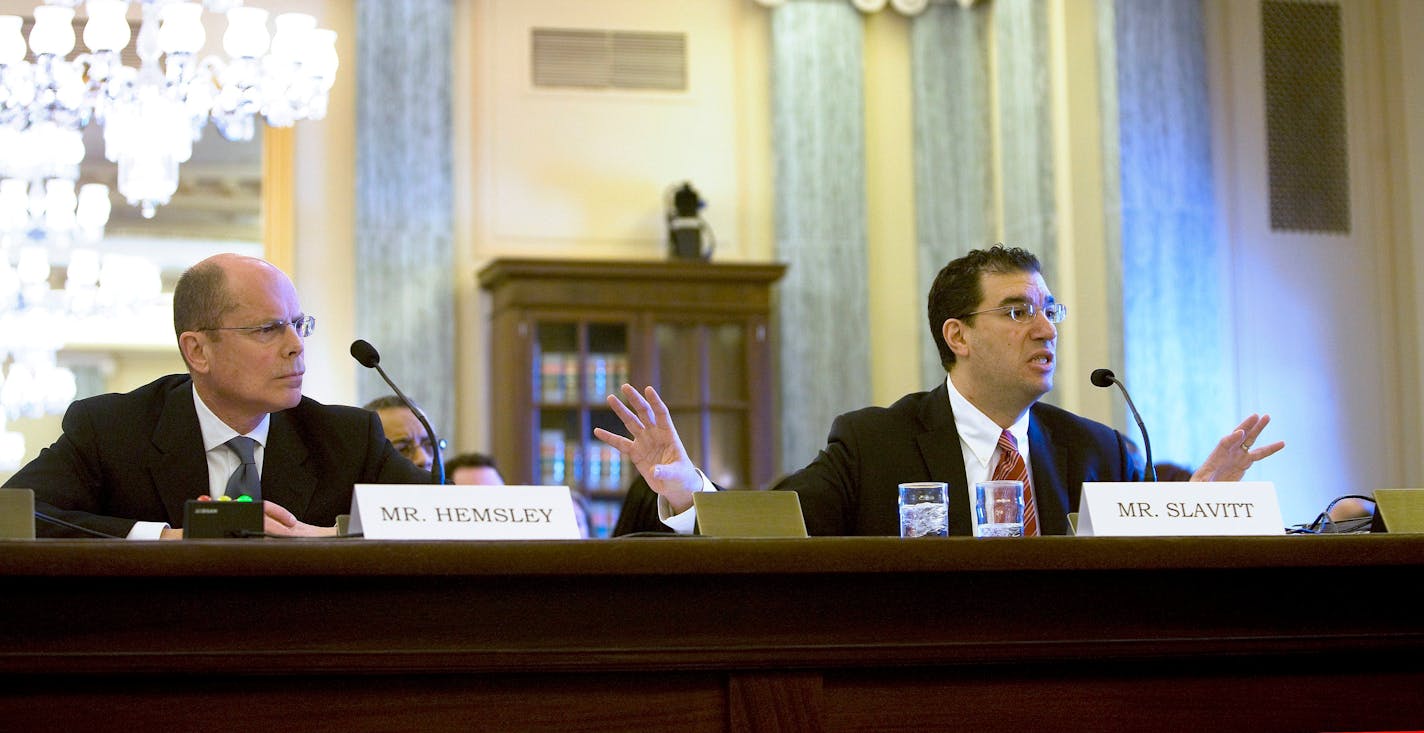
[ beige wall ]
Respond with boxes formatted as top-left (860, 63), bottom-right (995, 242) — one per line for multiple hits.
top-left (0, 0), bottom-right (305, 470)
top-left (1383, 0), bottom-right (1424, 482)
top-left (1204, 0), bottom-right (1423, 513)
top-left (9, 0), bottom-right (1424, 494)
top-left (455, 0), bottom-right (775, 451)
top-left (852, 1), bottom-right (1117, 419)
top-left (283, 0), bottom-right (1424, 519)
top-left (445, 0), bottom-right (1122, 437)
top-left (862, 11), bottom-right (922, 406)
top-left (285, 0), bottom-right (358, 406)
top-left (1047, 0), bottom-right (1114, 426)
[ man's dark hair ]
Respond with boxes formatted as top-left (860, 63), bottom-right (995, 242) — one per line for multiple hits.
top-left (362, 395), bottom-right (406, 412)
top-left (172, 259), bottom-right (234, 338)
top-left (927, 245), bottom-right (1041, 371)
top-left (445, 452), bottom-right (498, 475)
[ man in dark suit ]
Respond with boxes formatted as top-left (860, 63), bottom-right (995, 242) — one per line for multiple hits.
top-left (364, 395), bottom-right (441, 474)
top-left (594, 245), bottom-right (1284, 536)
top-left (5, 254), bottom-right (430, 539)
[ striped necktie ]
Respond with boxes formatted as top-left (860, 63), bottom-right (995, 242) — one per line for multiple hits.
top-left (992, 430), bottom-right (1038, 536)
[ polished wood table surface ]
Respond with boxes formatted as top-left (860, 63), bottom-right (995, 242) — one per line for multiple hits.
top-left (2, 535), bottom-right (1422, 732)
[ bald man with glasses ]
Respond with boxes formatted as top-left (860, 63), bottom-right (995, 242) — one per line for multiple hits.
top-left (6, 253), bottom-right (431, 539)
top-left (597, 245), bottom-right (1284, 536)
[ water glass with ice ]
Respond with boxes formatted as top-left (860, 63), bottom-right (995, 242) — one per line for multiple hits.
top-left (973, 480), bottom-right (1024, 537)
top-left (898, 482), bottom-right (949, 538)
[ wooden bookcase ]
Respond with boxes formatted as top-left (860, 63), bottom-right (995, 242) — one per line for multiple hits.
top-left (477, 258), bottom-right (786, 537)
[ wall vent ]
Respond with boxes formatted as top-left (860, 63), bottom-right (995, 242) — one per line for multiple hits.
top-left (1262, 1), bottom-right (1350, 233)
top-left (531, 28), bottom-right (687, 92)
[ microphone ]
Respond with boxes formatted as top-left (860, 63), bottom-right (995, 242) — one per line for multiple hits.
top-left (1090, 368), bottom-right (1156, 482)
top-left (350, 339), bottom-right (445, 484)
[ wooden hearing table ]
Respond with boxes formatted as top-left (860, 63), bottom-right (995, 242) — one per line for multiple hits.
top-left (2, 535), bottom-right (1422, 732)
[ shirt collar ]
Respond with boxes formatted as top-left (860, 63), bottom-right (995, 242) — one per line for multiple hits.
top-left (192, 385), bottom-right (271, 451)
top-left (945, 373), bottom-right (1031, 467)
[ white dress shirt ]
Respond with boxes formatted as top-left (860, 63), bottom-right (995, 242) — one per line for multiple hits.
top-left (657, 375), bottom-right (1035, 535)
top-left (126, 386), bottom-right (271, 539)
top-left (944, 373), bottom-right (1035, 500)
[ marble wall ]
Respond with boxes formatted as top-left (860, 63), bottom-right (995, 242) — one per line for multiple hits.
top-left (354, 0), bottom-right (457, 439)
top-left (771, 0), bottom-right (874, 473)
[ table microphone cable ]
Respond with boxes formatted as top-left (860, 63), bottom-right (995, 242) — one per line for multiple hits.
top-left (33, 512), bottom-right (125, 539)
top-left (32, 513), bottom-right (365, 540)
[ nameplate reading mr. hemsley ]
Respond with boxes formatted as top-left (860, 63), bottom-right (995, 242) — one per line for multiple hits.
top-left (349, 485), bottom-right (582, 540)
top-left (1078, 482), bottom-right (1283, 537)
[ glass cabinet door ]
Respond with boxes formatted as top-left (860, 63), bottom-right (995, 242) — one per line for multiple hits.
top-left (653, 320), bottom-right (751, 490)
top-left (480, 258), bottom-right (785, 539)
top-left (532, 319), bottom-right (631, 537)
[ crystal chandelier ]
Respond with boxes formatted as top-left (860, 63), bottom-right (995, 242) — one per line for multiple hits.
top-left (0, 0), bottom-right (309, 443)
top-left (0, 243), bottom-right (163, 416)
top-left (0, 0), bottom-right (338, 218)
top-left (0, 242), bottom-right (163, 442)
top-left (0, 163), bottom-right (112, 426)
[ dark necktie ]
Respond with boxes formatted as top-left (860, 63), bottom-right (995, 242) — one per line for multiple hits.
top-left (992, 430), bottom-right (1038, 536)
top-left (224, 436), bottom-right (261, 502)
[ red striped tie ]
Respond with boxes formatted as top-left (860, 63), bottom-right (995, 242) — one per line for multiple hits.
top-left (993, 430), bottom-right (1038, 536)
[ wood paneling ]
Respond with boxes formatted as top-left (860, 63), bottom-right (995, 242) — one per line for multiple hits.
top-left (3, 536), bottom-right (1422, 731)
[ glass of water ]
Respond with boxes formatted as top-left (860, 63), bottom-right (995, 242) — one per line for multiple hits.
top-left (973, 480), bottom-right (1024, 537)
top-left (898, 482), bottom-right (949, 537)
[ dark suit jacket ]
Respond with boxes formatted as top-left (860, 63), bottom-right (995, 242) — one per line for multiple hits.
top-left (775, 383), bottom-right (1142, 536)
top-left (5, 374), bottom-right (432, 538)
top-left (612, 475), bottom-right (675, 536)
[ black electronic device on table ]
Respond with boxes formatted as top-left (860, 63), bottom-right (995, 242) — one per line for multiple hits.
top-left (183, 499), bottom-right (263, 539)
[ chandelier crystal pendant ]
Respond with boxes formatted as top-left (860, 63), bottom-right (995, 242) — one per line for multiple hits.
top-left (0, 0), bottom-right (339, 218)
top-left (0, 1), bottom-right (308, 427)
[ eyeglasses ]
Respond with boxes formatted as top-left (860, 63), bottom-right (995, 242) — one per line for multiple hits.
top-left (392, 436), bottom-right (446, 458)
top-left (200, 315), bottom-right (316, 342)
top-left (955, 302), bottom-right (1067, 324)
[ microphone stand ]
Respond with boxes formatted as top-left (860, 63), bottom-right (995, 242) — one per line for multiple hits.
top-left (351, 340), bottom-right (445, 484)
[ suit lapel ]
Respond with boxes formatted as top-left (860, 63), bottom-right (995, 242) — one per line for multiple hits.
top-left (1027, 407), bottom-right (1069, 536)
top-left (147, 380), bottom-right (209, 525)
top-left (262, 410), bottom-right (316, 518)
top-left (914, 384), bottom-right (974, 535)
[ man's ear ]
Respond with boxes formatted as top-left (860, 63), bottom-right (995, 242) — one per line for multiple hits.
top-left (943, 318), bottom-right (971, 360)
top-left (179, 332), bottom-right (210, 374)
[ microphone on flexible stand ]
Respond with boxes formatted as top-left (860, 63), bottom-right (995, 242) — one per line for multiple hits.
top-left (350, 339), bottom-right (445, 484)
top-left (1090, 368), bottom-right (1156, 482)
